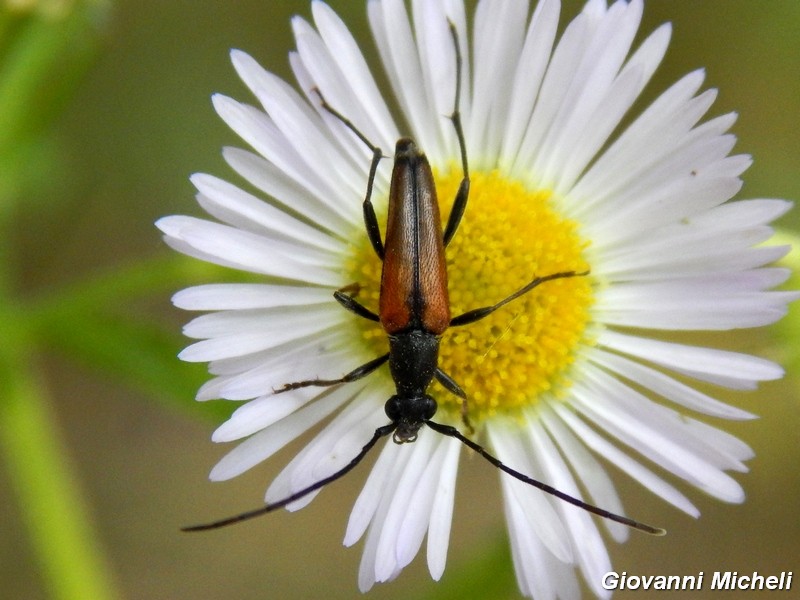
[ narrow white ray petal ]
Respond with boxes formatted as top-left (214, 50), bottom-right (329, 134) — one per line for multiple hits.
top-left (587, 163), bottom-right (741, 244)
top-left (394, 434), bottom-right (443, 570)
top-left (592, 79), bottom-right (717, 200)
top-left (391, 434), bottom-right (458, 576)
top-left (207, 321), bottom-right (371, 395)
top-left (598, 239), bottom-right (789, 283)
top-left (212, 92), bottom-right (363, 226)
top-left (425, 435), bottom-right (460, 580)
top-left (581, 364), bottom-right (752, 472)
top-left (265, 384), bottom-right (388, 508)
top-left (526, 418), bottom-right (612, 599)
top-left (292, 23), bottom-right (394, 168)
top-left (539, 0), bottom-right (642, 187)
top-left (683, 419), bottom-right (755, 465)
top-left (588, 347), bottom-right (756, 420)
top-left (704, 153), bottom-right (751, 178)
top-left (172, 283), bottom-right (332, 311)
top-left (205, 327), bottom-right (342, 376)
top-left (212, 94), bottom-right (342, 210)
top-left (210, 332), bottom-right (358, 403)
top-left (466, 0), bottom-right (528, 161)
top-left (512, 8), bottom-right (591, 179)
top-left (344, 432), bottom-right (402, 547)
top-left (212, 388), bottom-right (317, 443)
top-left (369, 0), bottom-right (432, 150)
top-left (616, 19), bottom-right (671, 92)
top-left (357, 441), bottom-right (413, 592)
top-left (221, 146), bottom-right (353, 234)
top-left (570, 69), bottom-right (708, 206)
top-left (191, 173), bottom-right (343, 253)
top-left (157, 215), bottom-right (339, 285)
top-left (539, 404), bottom-right (629, 542)
top-left (487, 423), bottom-right (573, 563)
top-left (311, 1), bottom-right (399, 146)
top-left (194, 376), bottom-right (228, 402)
top-left (691, 197), bottom-right (793, 229)
top-left (554, 64), bottom-right (644, 196)
top-left (182, 304), bottom-right (337, 339)
top-left (552, 401), bottom-right (699, 517)
top-left (410, 0), bottom-right (460, 159)
top-left (594, 276), bottom-right (795, 330)
top-left (179, 307), bottom-right (343, 362)
top-left (285, 47), bottom-right (392, 204)
top-left (375, 431), bottom-right (436, 580)
top-left (159, 233), bottom-right (242, 273)
top-left (216, 345), bottom-right (365, 401)
top-left (232, 49), bottom-right (366, 204)
top-left (208, 384), bottom-right (355, 481)
top-left (501, 471), bottom-right (564, 600)
top-left (572, 376), bottom-right (745, 503)
top-left (600, 330), bottom-right (785, 385)
top-left (500, 0), bottom-right (560, 168)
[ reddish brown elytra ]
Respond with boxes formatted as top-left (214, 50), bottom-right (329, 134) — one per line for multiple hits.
top-left (183, 24), bottom-right (664, 537)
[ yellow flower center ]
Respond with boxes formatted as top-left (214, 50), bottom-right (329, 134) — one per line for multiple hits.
top-left (345, 166), bottom-right (593, 426)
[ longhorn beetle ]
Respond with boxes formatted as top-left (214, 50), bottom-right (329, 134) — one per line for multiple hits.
top-left (184, 24), bottom-right (665, 537)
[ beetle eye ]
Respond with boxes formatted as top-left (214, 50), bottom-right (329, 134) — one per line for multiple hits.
top-left (384, 395), bottom-right (401, 421)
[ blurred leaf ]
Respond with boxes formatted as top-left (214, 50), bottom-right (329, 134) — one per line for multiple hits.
top-left (0, 2), bottom-right (107, 149)
top-left (0, 289), bottom-right (121, 600)
top-left (28, 254), bottom-right (238, 421)
top-left (0, 2), bottom-right (108, 213)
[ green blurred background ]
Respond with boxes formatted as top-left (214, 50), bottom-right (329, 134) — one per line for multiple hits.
top-left (0, 1), bottom-right (797, 599)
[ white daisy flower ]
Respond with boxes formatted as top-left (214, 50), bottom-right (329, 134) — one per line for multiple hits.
top-left (157, 0), bottom-right (796, 597)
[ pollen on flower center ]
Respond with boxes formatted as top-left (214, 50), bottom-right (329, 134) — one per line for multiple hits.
top-left (345, 167), bottom-right (593, 426)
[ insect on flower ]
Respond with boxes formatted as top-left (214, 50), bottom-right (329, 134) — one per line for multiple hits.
top-left (182, 23), bottom-right (663, 538)
top-left (159, 0), bottom-right (795, 595)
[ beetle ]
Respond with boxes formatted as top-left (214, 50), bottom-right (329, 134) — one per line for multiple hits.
top-left (184, 25), bottom-right (664, 536)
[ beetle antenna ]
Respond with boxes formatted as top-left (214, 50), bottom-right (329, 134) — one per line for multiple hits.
top-left (182, 423), bottom-right (396, 531)
top-left (425, 420), bottom-right (666, 536)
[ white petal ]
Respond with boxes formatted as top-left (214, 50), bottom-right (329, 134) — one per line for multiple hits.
top-left (172, 283), bottom-right (332, 311)
top-left (368, 0), bottom-right (433, 152)
top-left (600, 330), bottom-right (785, 386)
top-left (526, 417), bottom-right (612, 599)
top-left (539, 405), bottom-right (629, 542)
top-left (467, 0), bottom-right (529, 161)
top-left (265, 384), bottom-right (388, 508)
top-left (411, 0), bottom-right (467, 160)
top-left (487, 423), bottom-right (573, 563)
top-left (552, 402), bottom-right (699, 517)
top-left (311, 2), bottom-right (399, 147)
top-left (571, 69), bottom-right (708, 208)
top-left (179, 306), bottom-right (344, 362)
top-left (572, 374), bottom-right (745, 503)
top-left (208, 383), bottom-right (354, 481)
top-left (425, 435), bottom-right (460, 580)
top-left (538, 0), bottom-right (643, 189)
top-left (211, 93), bottom-right (353, 222)
top-left (594, 276), bottom-right (795, 330)
top-left (357, 439), bottom-right (412, 592)
top-left (222, 146), bottom-right (352, 234)
top-left (588, 347), bottom-right (756, 419)
top-left (375, 431), bottom-right (437, 581)
top-left (156, 215), bottom-right (339, 285)
top-left (344, 433), bottom-right (403, 547)
top-left (499, 0), bottom-right (560, 167)
top-left (191, 172), bottom-right (343, 253)
top-left (214, 340), bottom-right (369, 401)
top-left (580, 364), bottom-right (753, 471)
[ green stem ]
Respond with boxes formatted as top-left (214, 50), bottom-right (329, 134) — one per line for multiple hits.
top-left (0, 318), bottom-right (121, 600)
